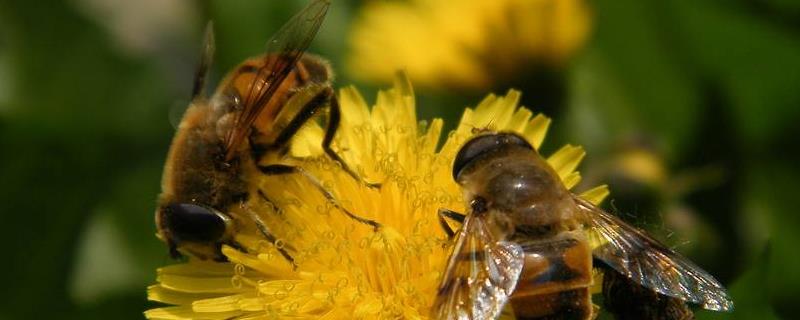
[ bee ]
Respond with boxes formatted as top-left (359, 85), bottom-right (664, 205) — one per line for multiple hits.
top-left (432, 132), bottom-right (732, 319)
top-left (155, 0), bottom-right (379, 262)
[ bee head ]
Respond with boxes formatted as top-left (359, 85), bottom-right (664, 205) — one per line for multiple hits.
top-left (157, 203), bottom-right (232, 260)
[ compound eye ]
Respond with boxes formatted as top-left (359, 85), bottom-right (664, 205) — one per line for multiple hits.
top-left (452, 132), bottom-right (533, 181)
top-left (163, 203), bottom-right (227, 243)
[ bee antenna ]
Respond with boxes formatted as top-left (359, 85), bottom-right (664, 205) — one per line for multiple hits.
top-left (485, 111), bottom-right (501, 131)
top-left (463, 122), bottom-right (478, 133)
top-left (466, 114), bottom-right (499, 135)
top-left (192, 21), bottom-right (216, 101)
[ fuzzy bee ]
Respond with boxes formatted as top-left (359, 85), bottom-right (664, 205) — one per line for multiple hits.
top-left (155, 0), bottom-right (378, 262)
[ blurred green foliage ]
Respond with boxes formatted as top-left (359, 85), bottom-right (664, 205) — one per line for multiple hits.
top-left (0, 0), bottom-right (797, 319)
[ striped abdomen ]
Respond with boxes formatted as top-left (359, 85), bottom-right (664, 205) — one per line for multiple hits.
top-left (510, 231), bottom-right (594, 319)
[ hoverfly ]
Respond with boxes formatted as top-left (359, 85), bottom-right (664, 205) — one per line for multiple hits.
top-left (155, 0), bottom-right (379, 262)
top-left (433, 132), bottom-right (732, 319)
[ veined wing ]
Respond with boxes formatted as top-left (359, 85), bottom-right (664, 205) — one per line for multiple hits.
top-left (224, 0), bottom-right (330, 160)
top-left (191, 22), bottom-right (215, 100)
top-left (432, 212), bottom-right (524, 320)
top-left (573, 196), bottom-right (733, 312)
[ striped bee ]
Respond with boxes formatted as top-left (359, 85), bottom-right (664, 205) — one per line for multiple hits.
top-left (155, 0), bottom-right (378, 262)
top-left (433, 132), bottom-right (732, 319)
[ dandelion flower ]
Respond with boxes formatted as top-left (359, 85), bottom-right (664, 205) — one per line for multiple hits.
top-left (347, 0), bottom-right (593, 90)
top-left (145, 74), bottom-right (608, 319)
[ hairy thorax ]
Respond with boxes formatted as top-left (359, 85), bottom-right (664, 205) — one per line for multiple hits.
top-left (160, 102), bottom-right (249, 211)
top-left (460, 150), bottom-right (578, 233)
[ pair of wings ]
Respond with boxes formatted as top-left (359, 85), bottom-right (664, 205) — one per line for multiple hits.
top-left (433, 195), bottom-right (733, 320)
top-left (192, 0), bottom-right (330, 161)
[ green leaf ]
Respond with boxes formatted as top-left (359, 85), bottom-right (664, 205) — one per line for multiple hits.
top-left (664, 1), bottom-right (800, 149)
top-left (582, 0), bottom-right (701, 159)
top-left (742, 163), bottom-right (800, 317)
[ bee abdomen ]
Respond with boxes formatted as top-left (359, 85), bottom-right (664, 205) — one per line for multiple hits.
top-left (511, 233), bottom-right (594, 319)
top-left (510, 288), bottom-right (593, 320)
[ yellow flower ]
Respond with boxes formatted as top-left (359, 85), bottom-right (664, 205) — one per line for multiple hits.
top-left (347, 0), bottom-right (592, 90)
top-left (145, 75), bottom-right (608, 319)
top-left (613, 148), bottom-right (669, 189)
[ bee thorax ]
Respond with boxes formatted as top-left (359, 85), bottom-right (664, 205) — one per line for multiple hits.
top-left (470, 157), bottom-right (571, 226)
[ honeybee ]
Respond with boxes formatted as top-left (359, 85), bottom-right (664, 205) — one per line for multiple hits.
top-left (155, 0), bottom-right (378, 262)
top-left (433, 132), bottom-right (732, 319)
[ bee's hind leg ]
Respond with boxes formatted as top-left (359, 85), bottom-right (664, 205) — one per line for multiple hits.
top-left (322, 93), bottom-right (381, 189)
top-left (265, 86), bottom-right (380, 189)
top-left (258, 163), bottom-right (381, 231)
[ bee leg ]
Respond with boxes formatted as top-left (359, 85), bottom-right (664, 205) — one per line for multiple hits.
top-left (437, 208), bottom-right (466, 240)
top-left (252, 192), bottom-right (299, 268)
top-left (323, 93), bottom-right (382, 189)
top-left (258, 163), bottom-right (382, 231)
top-left (212, 242), bottom-right (231, 262)
top-left (265, 86), bottom-right (380, 189)
top-left (243, 204), bottom-right (297, 269)
top-left (168, 241), bottom-right (183, 260)
top-left (257, 189), bottom-right (283, 216)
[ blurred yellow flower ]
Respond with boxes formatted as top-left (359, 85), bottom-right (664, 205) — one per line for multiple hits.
top-left (145, 75), bottom-right (607, 319)
top-left (348, 0), bottom-right (592, 90)
top-left (613, 148), bottom-right (669, 189)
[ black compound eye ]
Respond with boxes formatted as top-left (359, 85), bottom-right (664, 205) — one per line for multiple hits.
top-left (163, 203), bottom-right (227, 243)
top-left (452, 132), bottom-right (533, 181)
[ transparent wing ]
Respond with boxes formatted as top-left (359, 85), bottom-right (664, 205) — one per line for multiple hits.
top-left (224, 0), bottom-right (329, 160)
top-left (191, 22), bottom-right (215, 100)
top-left (573, 196), bottom-right (734, 312)
top-left (433, 213), bottom-right (524, 320)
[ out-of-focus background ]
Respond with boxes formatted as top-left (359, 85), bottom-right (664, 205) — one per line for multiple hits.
top-left (0, 0), bottom-right (798, 319)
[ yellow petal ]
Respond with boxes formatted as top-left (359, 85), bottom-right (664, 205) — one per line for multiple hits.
top-left (547, 144), bottom-right (586, 181)
top-left (579, 185), bottom-right (610, 205)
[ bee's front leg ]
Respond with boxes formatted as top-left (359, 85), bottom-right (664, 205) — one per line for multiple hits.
top-left (437, 208), bottom-right (466, 240)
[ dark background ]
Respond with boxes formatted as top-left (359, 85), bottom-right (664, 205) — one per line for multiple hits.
top-left (0, 0), bottom-right (798, 319)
